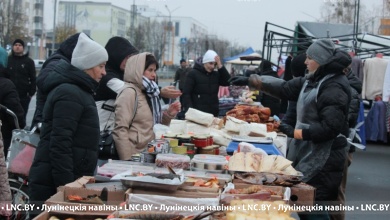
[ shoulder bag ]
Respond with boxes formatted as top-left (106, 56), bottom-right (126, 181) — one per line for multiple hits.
top-left (98, 87), bottom-right (138, 160)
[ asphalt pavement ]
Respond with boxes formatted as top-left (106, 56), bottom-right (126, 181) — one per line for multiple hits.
top-left (25, 88), bottom-right (390, 220)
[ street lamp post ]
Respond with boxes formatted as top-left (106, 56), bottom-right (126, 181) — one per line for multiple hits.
top-left (52, 0), bottom-right (58, 55)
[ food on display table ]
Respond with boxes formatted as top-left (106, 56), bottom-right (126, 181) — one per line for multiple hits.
top-left (228, 152), bottom-right (263, 172)
top-left (186, 177), bottom-right (220, 188)
top-left (228, 152), bottom-right (300, 175)
top-left (224, 116), bottom-right (248, 133)
top-left (185, 107), bottom-right (215, 126)
top-left (226, 105), bottom-right (271, 124)
top-left (239, 123), bottom-right (268, 137)
top-left (155, 153), bottom-right (190, 170)
top-left (235, 172), bottom-right (302, 187)
top-left (126, 171), bottom-right (181, 180)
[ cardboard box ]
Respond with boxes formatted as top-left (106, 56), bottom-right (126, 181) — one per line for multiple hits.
top-left (64, 176), bottom-right (96, 188)
top-left (33, 211), bottom-right (107, 220)
top-left (232, 179), bottom-right (315, 206)
top-left (289, 183), bottom-right (316, 206)
top-left (45, 187), bottom-right (126, 215)
top-left (223, 180), bottom-right (284, 205)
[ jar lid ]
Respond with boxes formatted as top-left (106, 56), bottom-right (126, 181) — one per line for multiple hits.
top-left (193, 135), bottom-right (208, 139)
top-left (177, 134), bottom-right (191, 139)
top-left (164, 134), bottom-right (177, 138)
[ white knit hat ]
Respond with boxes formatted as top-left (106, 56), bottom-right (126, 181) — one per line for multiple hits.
top-left (202, 50), bottom-right (217, 63)
top-left (71, 33), bottom-right (108, 70)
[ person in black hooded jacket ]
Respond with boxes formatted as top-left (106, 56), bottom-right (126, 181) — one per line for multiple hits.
top-left (0, 47), bottom-right (26, 158)
top-left (331, 67), bottom-right (362, 220)
top-left (257, 60), bottom-right (281, 116)
top-left (183, 50), bottom-right (230, 116)
top-left (230, 39), bottom-right (352, 219)
top-left (94, 37), bottom-right (182, 132)
top-left (28, 33), bottom-right (108, 211)
top-left (31, 33), bottom-right (81, 128)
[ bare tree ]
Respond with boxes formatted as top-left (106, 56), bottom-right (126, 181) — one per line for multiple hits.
top-left (55, 22), bottom-right (77, 43)
top-left (0, 0), bottom-right (30, 47)
top-left (132, 24), bottom-right (146, 51)
top-left (320, 0), bottom-right (355, 24)
top-left (144, 19), bottom-right (166, 64)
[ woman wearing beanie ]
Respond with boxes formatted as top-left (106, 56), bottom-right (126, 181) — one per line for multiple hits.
top-left (113, 53), bottom-right (181, 160)
top-left (183, 50), bottom-right (231, 116)
top-left (28, 33), bottom-right (108, 209)
top-left (31, 32), bottom-right (82, 128)
top-left (230, 39), bottom-right (352, 219)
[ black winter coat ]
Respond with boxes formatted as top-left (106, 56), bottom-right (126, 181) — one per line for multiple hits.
top-left (31, 33), bottom-right (81, 128)
top-left (183, 62), bottom-right (230, 116)
top-left (31, 53), bottom-right (70, 127)
top-left (29, 60), bottom-right (100, 202)
top-left (6, 53), bottom-right (36, 98)
top-left (0, 76), bottom-right (26, 155)
top-left (94, 65), bottom-right (122, 101)
top-left (346, 71), bottom-right (362, 128)
top-left (260, 49), bottom-right (351, 201)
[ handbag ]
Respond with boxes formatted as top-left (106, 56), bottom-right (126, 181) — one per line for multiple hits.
top-left (98, 87), bottom-right (138, 160)
top-left (8, 129), bottom-right (40, 176)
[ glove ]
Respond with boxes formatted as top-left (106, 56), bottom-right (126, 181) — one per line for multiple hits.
top-left (228, 76), bottom-right (249, 86)
top-left (278, 123), bottom-right (295, 138)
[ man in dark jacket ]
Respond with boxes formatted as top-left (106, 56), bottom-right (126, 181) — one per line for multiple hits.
top-left (183, 50), bottom-right (230, 116)
top-left (31, 33), bottom-right (81, 128)
top-left (282, 53), bottom-right (307, 127)
top-left (174, 59), bottom-right (191, 91)
top-left (6, 39), bottom-right (36, 120)
top-left (0, 47), bottom-right (26, 158)
top-left (331, 67), bottom-right (362, 220)
top-left (174, 59), bottom-right (191, 115)
top-left (28, 33), bottom-right (108, 211)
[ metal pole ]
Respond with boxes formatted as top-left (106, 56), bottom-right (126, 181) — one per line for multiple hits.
top-left (165, 5), bottom-right (171, 65)
top-left (52, 0), bottom-right (57, 55)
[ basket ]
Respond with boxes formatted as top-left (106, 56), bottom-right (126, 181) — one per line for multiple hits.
top-left (7, 129), bottom-right (40, 176)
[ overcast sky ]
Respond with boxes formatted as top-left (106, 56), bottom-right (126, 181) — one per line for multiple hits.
top-left (45, 0), bottom-right (384, 51)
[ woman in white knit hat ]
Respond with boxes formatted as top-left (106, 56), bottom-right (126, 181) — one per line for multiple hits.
top-left (182, 49), bottom-right (231, 116)
top-left (28, 33), bottom-right (108, 213)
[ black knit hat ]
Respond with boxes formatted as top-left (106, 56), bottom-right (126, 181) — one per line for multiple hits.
top-left (58, 33), bottom-right (82, 60)
top-left (291, 53), bottom-right (307, 77)
top-left (105, 37), bottom-right (139, 72)
top-left (13, 39), bottom-right (25, 47)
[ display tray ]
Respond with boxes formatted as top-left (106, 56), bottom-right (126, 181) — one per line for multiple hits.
top-left (112, 170), bottom-right (186, 192)
top-left (120, 179), bottom-right (184, 192)
top-left (231, 136), bottom-right (273, 144)
top-left (226, 141), bottom-right (283, 155)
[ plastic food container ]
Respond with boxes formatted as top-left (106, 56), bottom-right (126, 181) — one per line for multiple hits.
top-left (171, 145), bottom-right (187, 155)
top-left (192, 135), bottom-right (213, 147)
top-left (197, 145), bottom-right (220, 155)
top-left (191, 154), bottom-right (228, 172)
top-left (176, 134), bottom-right (192, 146)
top-left (155, 154), bottom-right (191, 170)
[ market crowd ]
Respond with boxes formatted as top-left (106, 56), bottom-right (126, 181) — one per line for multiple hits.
top-left (0, 33), bottom-right (362, 220)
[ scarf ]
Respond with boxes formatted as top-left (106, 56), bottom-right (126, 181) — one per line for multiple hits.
top-left (142, 76), bottom-right (162, 124)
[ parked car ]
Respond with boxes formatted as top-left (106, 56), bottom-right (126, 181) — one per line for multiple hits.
top-left (34, 59), bottom-right (45, 74)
